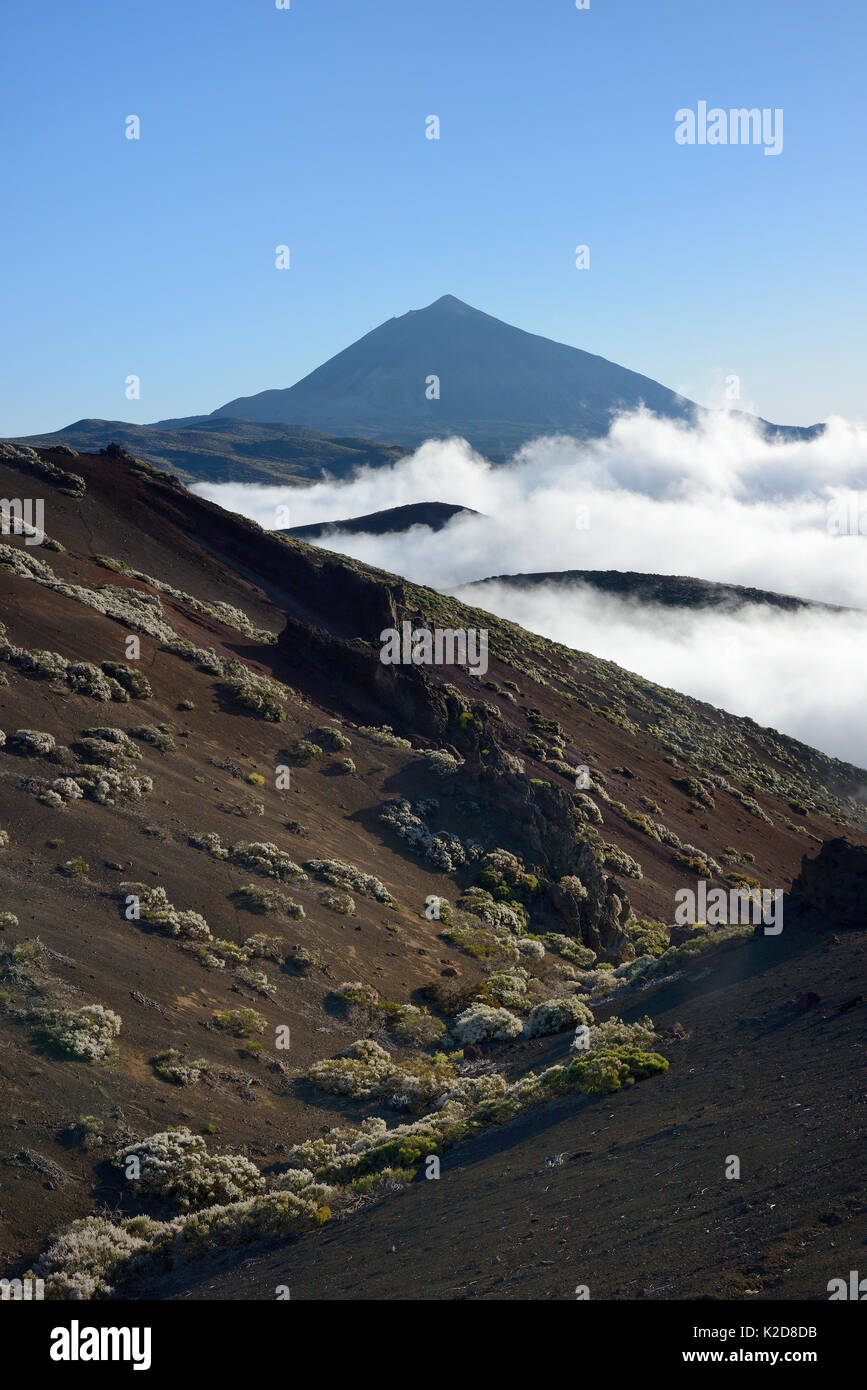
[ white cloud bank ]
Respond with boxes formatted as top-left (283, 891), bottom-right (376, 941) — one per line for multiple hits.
top-left (193, 409), bottom-right (867, 767)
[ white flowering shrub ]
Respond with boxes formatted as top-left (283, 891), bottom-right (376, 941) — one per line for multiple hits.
top-left (0, 911), bottom-right (19, 929)
top-left (235, 966), bottom-right (275, 997)
top-left (574, 792), bottom-right (603, 825)
top-left (574, 1015), bottom-right (659, 1053)
top-left (94, 558), bottom-right (276, 643)
top-left (100, 661), bottom-right (152, 699)
top-left (121, 883), bottom-right (212, 941)
top-left (357, 724), bottom-right (412, 750)
top-left (42, 1004), bottom-right (121, 1061)
top-left (9, 728), bottom-right (55, 756)
top-left (544, 933), bottom-right (598, 968)
top-left (424, 749), bottom-right (464, 777)
top-left (308, 1039), bottom-right (456, 1113)
top-left (458, 888), bottom-right (527, 933)
top-left (304, 858), bottom-right (394, 904)
top-left (75, 766), bottom-right (153, 805)
top-left (525, 996), bottom-right (593, 1038)
top-left (218, 672), bottom-right (285, 722)
top-left (379, 799), bottom-right (482, 872)
top-left (152, 1049), bottom-right (211, 1085)
top-left (313, 726), bottom-right (352, 751)
top-left (228, 842), bottom-right (306, 881)
top-left (188, 830), bottom-right (229, 860)
top-left (480, 969), bottom-right (529, 1009)
top-left (451, 1004), bottom-right (523, 1045)
top-left (318, 889), bottom-right (356, 915)
top-left (516, 937), bottom-right (545, 961)
top-left (114, 1129), bottom-right (265, 1211)
top-left (37, 1216), bottom-right (149, 1300)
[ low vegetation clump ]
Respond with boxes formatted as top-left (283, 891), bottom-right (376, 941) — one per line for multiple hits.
top-left (524, 996), bottom-right (593, 1037)
top-left (573, 792), bottom-right (604, 825)
top-left (333, 983), bottom-right (447, 1044)
top-left (77, 727), bottom-right (143, 763)
top-left (628, 918), bottom-right (670, 957)
top-left (318, 888), bottom-right (356, 915)
top-left (458, 888), bottom-right (527, 934)
top-left (441, 916), bottom-right (519, 962)
top-left (129, 724), bottom-right (175, 753)
top-left (115, 1129), bottom-right (264, 1211)
top-left (516, 936), bottom-right (545, 961)
top-left (451, 1004), bottom-right (524, 1045)
top-left (9, 728), bottom-right (56, 756)
top-left (152, 1050), bottom-right (212, 1085)
top-left (60, 856), bottom-right (89, 876)
top-left (476, 968), bottom-right (530, 1009)
top-left (285, 944), bottom-right (319, 974)
top-left (217, 670), bottom-right (286, 722)
top-left (602, 843), bottom-right (643, 879)
top-left (190, 834), bottom-right (307, 883)
top-left (0, 911), bottom-right (19, 929)
top-left (566, 1046), bottom-right (668, 1094)
top-left (304, 858), bottom-right (395, 904)
top-left (41, 1004), bottom-right (121, 1062)
top-left (475, 848), bottom-right (542, 902)
top-left (379, 798), bottom-right (483, 872)
top-left (100, 662), bottom-right (152, 699)
top-left (291, 738), bottom-right (323, 762)
top-left (672, 849), bottom-right (717, 878)
top-left (544, 934), bottom-right (597, 968)
top-left (235, 966), bottom-right (275, 998)
top-left (232, 884), bottom-right (304, 918)
top-left (228, 841), bottom-right (307, 882)
top-left (212, 1007), bottom-right (267, 1037)
top-left (308, 1039), bottom-right (459, 1113)
top-left (312, 726), bottom-right (352, 751)
top-left (670, 775), bottom-right (715, 809)
top-left (357, 724), bottom-right (412, 749)
top-left (424, 749), bottom-right (464, 777)
top-left (120, 883), bottom-right (213, 942)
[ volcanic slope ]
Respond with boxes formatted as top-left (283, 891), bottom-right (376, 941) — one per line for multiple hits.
top-left (0, 440), bottom-right (864, 1300)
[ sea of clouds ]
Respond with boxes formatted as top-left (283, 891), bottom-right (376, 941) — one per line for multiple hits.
top-left (194, 408), bottom-right (867, 767)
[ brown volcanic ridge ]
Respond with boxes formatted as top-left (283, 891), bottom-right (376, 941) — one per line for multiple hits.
top-left (0, 439), bottom-right (865, 1303)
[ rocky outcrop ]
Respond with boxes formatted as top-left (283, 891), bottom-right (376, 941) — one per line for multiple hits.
top-left (790, 837), bottom-right (867, 928)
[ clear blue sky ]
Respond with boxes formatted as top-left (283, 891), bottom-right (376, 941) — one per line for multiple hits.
top-left (1, 0), bottom-right (864, 435)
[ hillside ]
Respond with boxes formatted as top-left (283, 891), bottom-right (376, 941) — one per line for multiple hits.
top-left (462, 569), bottom-right (848, 615)
top-left (10, 419), bottom-right (406, 487)
top-left (210, 295), bottom-right (823, 459)
top-left (0, 439), bottom-right (864, 1303)
top-left (284, 501), bottom-right (481, 540)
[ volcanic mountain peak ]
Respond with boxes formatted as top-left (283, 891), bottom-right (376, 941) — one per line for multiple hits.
top-left (207, 295), bottom-right (822, 460)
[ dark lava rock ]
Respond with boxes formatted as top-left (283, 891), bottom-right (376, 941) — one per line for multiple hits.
top-left (790, 837), bottom-right (867, 928)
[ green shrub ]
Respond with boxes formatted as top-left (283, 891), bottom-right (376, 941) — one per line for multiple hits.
top-left (212, 1007), bottom-right (266, 1038)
